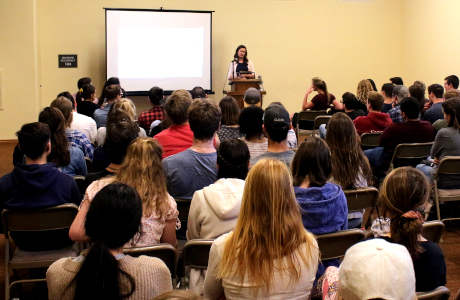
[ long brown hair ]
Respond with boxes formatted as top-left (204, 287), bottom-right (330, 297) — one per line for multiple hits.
top-left (325, 113), bottom-right (373, 189)
top-left (38, 107), bottom-right (70, 167)
top-left (379, 167), bottom-right (428, 259)
top-left (115, 137), bottom-right (169, 218)
top-left (219, 159), bottom-right (318, 293)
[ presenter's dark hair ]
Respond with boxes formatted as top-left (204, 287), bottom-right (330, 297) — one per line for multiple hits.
top-left (239, 106), bottom-right (264, 140)
top-left (367, 79), bottom-right (378, 91)
top-left (217, 139), bottom-right (250, 180)
top-left (16, 122), bottom-right (51, 160)
top-left (381, 83), bottom-right (395, 97)
top-left (445, 75), bottom-right (459, 89)
top-left (233, 45), bottom-right (248, 63)
top-left (219, 96), bottom-right (240, 126)
top-left (400, 97), bottom-right (420, 119)
top-left (149, 86), bottom-right (164, 106)
top-left (38, 107), bottom-right (70, 167)
top-left (77, 77), bottom-right (91, 89)
top-left (71, 182), bottom-right (142, 300)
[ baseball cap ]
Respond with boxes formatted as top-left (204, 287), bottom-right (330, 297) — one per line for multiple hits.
top-left (393, 85), bottom-right (410, 101)
top-left (243, 87), bottom-right (261, 105)
top-left (338, 238), bottom-right (416, 300)
top-left (263, 104), bottom-right (290, 129)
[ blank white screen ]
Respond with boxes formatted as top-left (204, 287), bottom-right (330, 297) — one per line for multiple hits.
top-left (106, 10), bottom-right (211, 92)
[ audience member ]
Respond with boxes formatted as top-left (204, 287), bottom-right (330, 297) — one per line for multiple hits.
top-left (444, 74), bottom-right (459, 91)
top-left (70, 138), bottom-right (179, 249)
top-left (414, 80), bottom-right (430, 114)
top-left (190, 86), bottom-right (207, 99)
top-left (75, 84), bottom-right (99, 119)
top-left (409, 84), bottom-right (426, 116)
top-left (367, 78), bottom-right (378, 91)
top-left (0, 122), bottom-right (81, 251)
top-left (93, 84), bottom-right (122, 128)
top-left (302, 77), bottom-right (341, 111)
top-left (97, 77), bottom-right (124, 106)
top-left (355, 79), bottom-right (373, 112)
top-left (380, 82), bottom-right (395, 113)
top-left (154, 89), bottom-right (194, 159)
top-left (51, 97), bottom-right (94, 160)
top-left (72, 77), bottom-right (92, 103)
top-left (387, 85), bottom-right (410, 123)
top-left (390, 76), bottom-right (404, 85)
top-left (269, 101), bottom-right (297, 148)
top-left (47, 183), bottom-right (172, 300)
top-left (39, 107), bottom-right (87, 176)
top-left (365, 97), bottom-right (435, 169)
top-left (238, 106), bottom-right (268, 158)
top-left (137, 86), bottom-right (165, 132)
top-left (353, 91), bottom-right (393, 135)
top-left (249, 104), bottom-right (295, 166)
top-left (377, 167), bottom-right (446, 292)
top-left (162, 98), bottom-right (221, 200)
top-left (243, 87), bottom-right (261, 107)
top-left (204, 159), bottom-right (319, 300)
top-left (433, 89), bottom-right (460, 132)
top-left (340, 92), bottom-right (365, 120)
top-left (423, 84), bottom-right (445, 124)
top-left (217, 96), bottom-right (243, 142)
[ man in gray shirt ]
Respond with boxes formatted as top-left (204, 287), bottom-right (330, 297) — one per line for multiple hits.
top-left (250, 103), bottom-right (295, 167)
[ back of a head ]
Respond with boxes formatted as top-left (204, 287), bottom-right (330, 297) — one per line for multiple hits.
top-left (113, 98), bottom-right (137, 120)
top-left (291, 137), bottom-right (331, 188)
top-left (39, 107), bottom-right (66, 135)
top-left (38, 107), bottom-right (70, 166)
top-left (263, 104), bottom-right (290, 143)
top-left (57, 91), bottom-right (75, 106)
top-left (165, 89), bottom-right (193, 125)
top-left (106, 108), bottom-right (132, 128)
top-left (443, 89), bottom-right (460, 100)
top-left (77, 77), bottom-right (91, 89)
top-left (190, 86), bottom-right (206, 100)
top-left (338, 238), bottom-right (416, 300)
top-left (188, 98), bottom-right (221, 141)
top-left (78, 84), bottom-right (96, 102)
top-left (390, 76), bottom-right (404, 86)
top-left (367, 91), bottom-right (385, 111)
top-left (105, 120), bottom-right (139, 164)
top-left (238, 106), bottom-right (264, 140)
top-left (381, 83), bottom-right (395, 98)
top-left (400, 97), bottom-right (420, 119)
top-left (217, 139), bottom-right (250, 180)
top-left (243, 87), bottom-right (261, 106)
top-left (16, 122), bottom-right (51, 160)
top-left (75, 182), bottom-right (142, 300)
top-left (149, 86), bottom-right (164, 106)
top-left (367, 79), bottom-right (378, 91)
top-left (393, 85), bottom-right (410, 102)
top-left (103, 84), bottom-right (121, 102)
top-left (445, 75), bottom-right (459, 89)
top-left (219, 96), bottom-right (240, 126)
top-left (427, 84), bottom-right (444, 99)
top-left (442, 97), bottom-right (460, 129)
top-left (413, 80), bottom-right (426, 93)
top-left (325, 112), bottom-right (358, 151)
top-left (356, 80), bottom-right (373, 102)
top-left (379, 167), bottom-right (429, 258)
top-left (50, 96), bottom-right (73, 126)
top-left (341, 92), bottom-right (359, 110)
top-left (409, 84), bottom-right (425, 108)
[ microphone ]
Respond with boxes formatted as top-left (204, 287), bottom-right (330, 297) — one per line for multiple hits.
top-left (258, 75), bottom-right (264, 91)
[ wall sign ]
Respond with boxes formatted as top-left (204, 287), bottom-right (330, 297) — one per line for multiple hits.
top-left (59, 55), bottom-right (78, 68)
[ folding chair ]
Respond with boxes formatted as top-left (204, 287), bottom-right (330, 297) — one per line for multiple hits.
top-left (73, 175), bottom-right (86, 196)
top-left (344, 187), bottom-right (379, 228)
top-left (388, 142), bottom-right (433, 171)
top-left (123, 243), bottom-right (178, 285)
top-left (433, 156), bottom-right (460, 221)
top-left (84, 157), bottom-right (93, 173)
top-left (316, 229), bottom-right (366, 260)
top-left (417, 286), bottom-right (450, 300)
top-left (312, 115), bottom-right (331, 137)
top-left (175, 198), bottom-right (192, 241)
top-left (360, 132), bottom-right (381, 150)
top-left (296, 110), bottom-right (327, 141)
top-left (181, 239), bottom-right (214, 289)
top-left (2, 203), bottom-right (80, 300)
top-left (422, 221), bottom-right (445, 244)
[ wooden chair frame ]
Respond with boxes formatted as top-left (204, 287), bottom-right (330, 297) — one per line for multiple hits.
top-left (433, 156), bottom-right (460, 221)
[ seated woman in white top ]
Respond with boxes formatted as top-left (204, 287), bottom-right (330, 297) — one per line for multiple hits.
top-left (47, 182), bottom-right (172, 300)
top-left (204, 159), bottom-right (319, 300)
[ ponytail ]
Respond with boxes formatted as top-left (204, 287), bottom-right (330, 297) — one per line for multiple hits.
top-left (322, 81), bottom-right (331, 106)
top-left (390, 211), bottom-right (424, 259)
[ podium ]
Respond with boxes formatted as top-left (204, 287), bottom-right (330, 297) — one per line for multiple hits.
top-left (226, 79), bottom-right (266, 109)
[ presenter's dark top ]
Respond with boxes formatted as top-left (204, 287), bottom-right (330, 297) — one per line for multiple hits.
top-left (236, 62), bottom-right (249, 74)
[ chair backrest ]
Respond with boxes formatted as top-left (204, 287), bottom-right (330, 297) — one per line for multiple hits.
top-left (344, 187), bottom-right (379, 212)
top-left (417, 286), bottom-right (450, 300)
top-left (389, 142), bottom-right (433, 170)
top-left (175, 198), bottom-right (192, 223)
top-left (182, 239), bottom-right (214, 270)
top-left (316, 229), bottom-right (366, 260)
top-left (84, 157), bottom-right (93, 173)
top-left (422, 221), bottom-right (445, 244)
top-left (312, 115), bottom-right (332, 136)
top-left (360, 132), bottom-right (381, 149)
top-left (297, 110), bottom-right (328, 130)
top-left (74, 175), bottom-right (86, 196)
top-left (123, 244), bottom-right (178, 280)
top-left (434, 156), bottom-right (460, 178)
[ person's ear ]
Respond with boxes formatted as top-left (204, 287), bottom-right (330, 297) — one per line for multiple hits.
top-left (45, 140), bottom-right (52, 156)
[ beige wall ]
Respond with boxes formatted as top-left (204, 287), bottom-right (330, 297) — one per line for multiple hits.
top-left (1, 0), bottom-right (404, 139)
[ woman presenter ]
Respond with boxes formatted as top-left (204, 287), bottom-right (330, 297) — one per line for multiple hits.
top-left (227, 45), bottom-right (255, 80)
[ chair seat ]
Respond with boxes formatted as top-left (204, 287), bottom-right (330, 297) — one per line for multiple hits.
top-left (10, 243), bottom-right (79, 269)
top-left (438, 189), bottom-right (460, 198)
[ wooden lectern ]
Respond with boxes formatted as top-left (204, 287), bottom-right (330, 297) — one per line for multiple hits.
top-left (226, 79), bottom-right (266, 109)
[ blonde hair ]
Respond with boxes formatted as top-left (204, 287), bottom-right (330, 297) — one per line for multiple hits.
top-left (219, 159), bottom-right (317, 293)
top-left (113, 98), bottom-right (137, 120)
top-left (115, 137), bottom-right (168, 218)
top-left (356, 79), bottom-right (373, 104)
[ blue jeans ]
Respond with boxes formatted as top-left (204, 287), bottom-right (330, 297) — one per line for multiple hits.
top-left (364, 147), bottom-right (384, 167)
top-left (416, 156), bottom-right (434, 184)
top-left (319, 124), bottom-right (327, 140)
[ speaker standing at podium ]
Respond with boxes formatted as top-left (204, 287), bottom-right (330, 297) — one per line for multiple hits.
top-left (227, 45), bottom-right (256, 80)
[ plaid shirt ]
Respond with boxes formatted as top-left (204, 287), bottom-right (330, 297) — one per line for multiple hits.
top-left (137, 106), bottom-right (164, 132)
top-left (387, 105), bottom-right (404, 123)
top-left (66, 129), bottom-right (94, 160)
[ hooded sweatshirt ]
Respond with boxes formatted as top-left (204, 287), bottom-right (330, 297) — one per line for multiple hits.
top-left (353, 111), bottom-right (393, 136)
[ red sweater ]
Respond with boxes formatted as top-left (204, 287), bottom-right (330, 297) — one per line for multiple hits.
top-left (353, 111), bottom-right (393, 136)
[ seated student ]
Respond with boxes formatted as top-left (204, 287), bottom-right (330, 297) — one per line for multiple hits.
top-left (137, 86), bottom-right (165, 132)
top-left (242, 87), bottom-right (261, 107)
top-left (302, 77), bottom-right (341, 111)
top-left (355, 79), bottom-right (373, 113)
top-left (423, 84), bottom-right (445, 124)
top-left (375, 167), bottom-right (447, 292)
top-left (381, 82), bottom-right (395, 113)
top-left (154, 90), bottom-right (194, 159)
top-left (320, 239), bottom-right (417, 300)
top-left (75, 84), bottom-right (99, 119)
top-left (269, 102), bottom-right (297, 149)
top-left (433, 89), bottom-right (460, 132)
top-left (162, 98), bottom-right (221, 200)
top-left (187, 139), bottom-right (250, 293)
top-left (238, 106), bottom-right (268, 158)
top-left (51, 96), bottom-right (94, 160)
top-left (70, 138), bottom-right (179, 248)
top-left (47, 183), bottom-right (172, 300)
top-left (364, 97), bottom-right (436, 169)
top-left (216, 96), bottom-right (244, 142)
top-left (353, 91), bottom-right (393, 136)
top-left (39, 107), bottom-right (87, 177)
top-left (0, 122), bottom-right (81, 251)
top-left (190, 86), bottom-right (207, 100)
top-left (340, 92), bottom-right (365, 120)
top-left (249, 104), bottom-right (295, 167)
top-left (204, 159), bottom-right (319, 300)
top-left (387, 85), bottom-right (410, 123)
top-left (94, 84), bottom-right (123, 128)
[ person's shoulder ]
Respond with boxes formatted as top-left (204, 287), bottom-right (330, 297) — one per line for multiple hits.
top-left (420, 240), bottom-right (445, 257)
top-left (122, 255), bottom-right (171, 275)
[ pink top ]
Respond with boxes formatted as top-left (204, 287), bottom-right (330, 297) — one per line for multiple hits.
top-left (153, 124), bottom-right (194, 159)
top-left (84, 177), bottom-right (179, 247)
